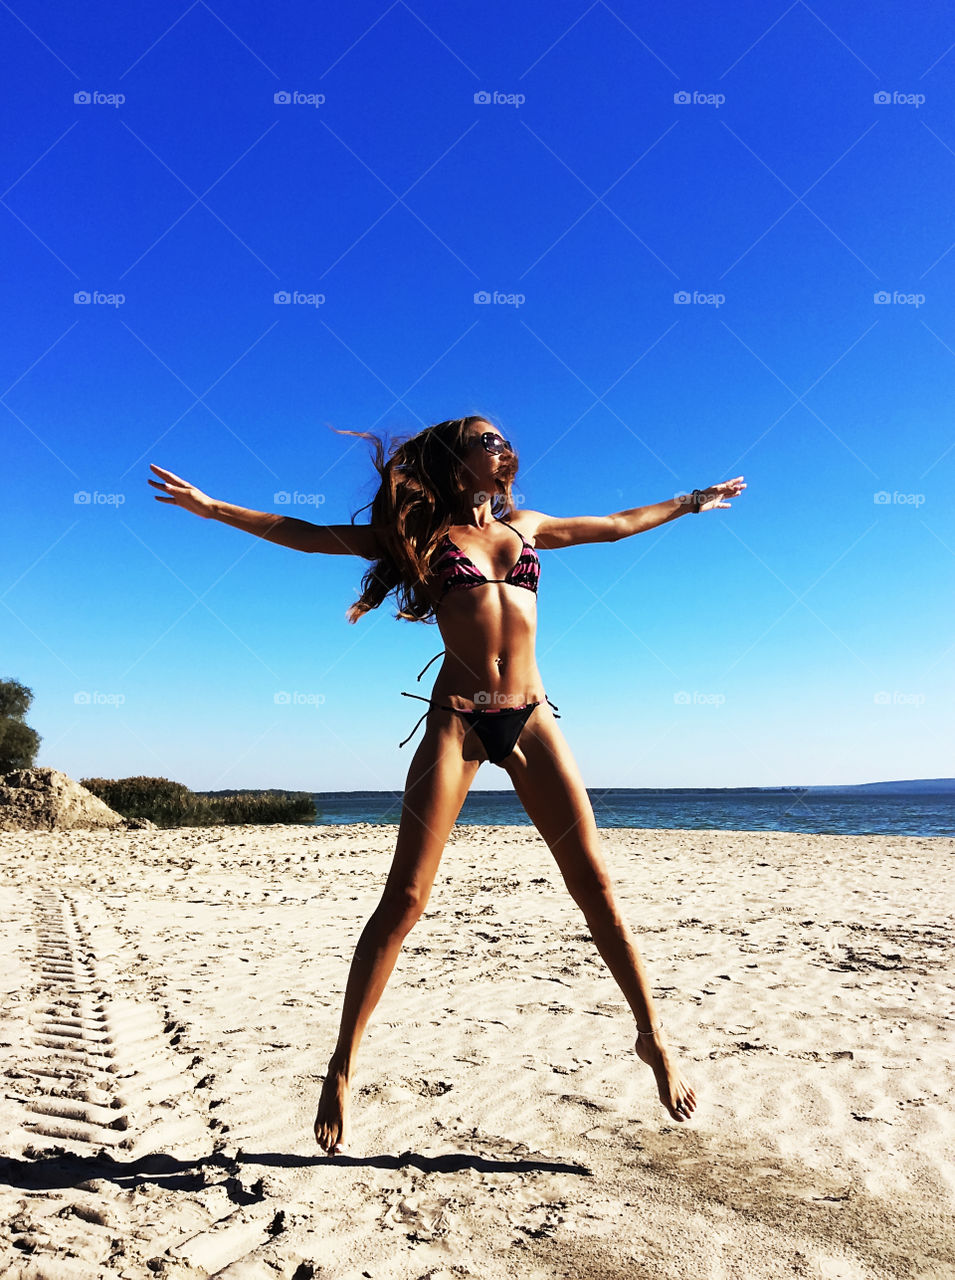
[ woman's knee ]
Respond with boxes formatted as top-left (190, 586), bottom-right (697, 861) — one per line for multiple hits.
top-left (561, 860), bottom-right (615, 914)
top-left (376, 883), bottom-right (429, 934)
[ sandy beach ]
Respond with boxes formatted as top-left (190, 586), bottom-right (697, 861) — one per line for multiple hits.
top-left (0, 821), bottom-right (952, 1279)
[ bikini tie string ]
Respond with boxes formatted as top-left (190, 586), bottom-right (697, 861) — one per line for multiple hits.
top-left (394, 652), bottom-right (446, 749)
top-left (414, 651), bottom-right (558, 717)
top-left (398, 688), bottom-right (560, 749)
top-left (397, 704), bottom-right (431, 750)
top-left (416, 650), bottom-right (445, 682)
top-left (398, 690), bottom-right (456, 749)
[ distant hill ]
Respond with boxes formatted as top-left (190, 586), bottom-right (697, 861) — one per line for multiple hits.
top-left (195, 788), bottom-right (311, 798)
top-left (802, 778), bottom-right (955, 795)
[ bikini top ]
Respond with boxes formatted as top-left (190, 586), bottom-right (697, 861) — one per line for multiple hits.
top-left (430, 516), bottom-right (540, 604)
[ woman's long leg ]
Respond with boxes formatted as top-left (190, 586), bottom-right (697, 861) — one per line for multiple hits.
top-left (314, 719), bottom-right (482, 1152)
top-left (501, 708), bottom-right (697, 1123)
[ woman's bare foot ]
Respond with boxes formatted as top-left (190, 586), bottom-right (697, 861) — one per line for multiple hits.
top-left (314, 1056), bottom-right (350, 1154)
top-left (634, 1025), bottom-right (697, 1122)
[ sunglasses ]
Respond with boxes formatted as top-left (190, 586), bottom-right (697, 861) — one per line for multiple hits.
top-left (468, 430), bottom-right (511, 455)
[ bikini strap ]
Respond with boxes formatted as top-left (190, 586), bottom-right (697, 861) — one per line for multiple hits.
top-left (398, 690), bottom-right (458, 749)
top-left (415, 650), bottom-right (445, 682)
top-left (398, 692), bottom-right (434, 749)
top-left (546, 694), bottom-right (561, 718)
top-left (495, 514), bottom-right (528, 548)
top-left (398, 706), bottom-right (430, 749)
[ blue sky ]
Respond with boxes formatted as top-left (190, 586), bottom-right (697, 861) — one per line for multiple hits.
top-left (3, 1), bottom-right (953, 791)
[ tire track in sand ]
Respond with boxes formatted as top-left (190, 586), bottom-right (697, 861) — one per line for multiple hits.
top-left (9, 888), bottom-right (209, 1160)
top-left (2, 888), bottom-right (292, 1278)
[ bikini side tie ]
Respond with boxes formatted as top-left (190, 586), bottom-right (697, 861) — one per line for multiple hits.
top-left (397, 688), bottom-right (560, 750)
top-left (415, 650), bottom-right (445, 681)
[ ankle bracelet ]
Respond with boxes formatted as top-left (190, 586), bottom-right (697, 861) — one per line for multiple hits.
top-left (636, 1022), bottom-right (664, 1037)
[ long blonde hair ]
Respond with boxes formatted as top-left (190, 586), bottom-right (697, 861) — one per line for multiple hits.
top-left (333, 416), bottom-right (519, 623)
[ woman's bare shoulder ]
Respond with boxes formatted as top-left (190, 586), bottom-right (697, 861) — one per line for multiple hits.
top-left (503, 508), bottom-right (547, 545)
top-left (504, 509), bottom-right (620, 550)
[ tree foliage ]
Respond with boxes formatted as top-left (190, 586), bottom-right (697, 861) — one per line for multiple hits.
top-left (0, 679), bottom-right (40, 774)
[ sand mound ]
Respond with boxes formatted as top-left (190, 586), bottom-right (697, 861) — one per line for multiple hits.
top-left (0, 767), bottom-right (155, 832)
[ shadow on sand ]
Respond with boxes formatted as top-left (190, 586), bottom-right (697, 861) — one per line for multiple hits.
top-left (0, 1145), bottom-right (592, 1193)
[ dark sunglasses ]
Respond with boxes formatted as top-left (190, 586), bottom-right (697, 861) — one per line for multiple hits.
top-left (468, 430), bottom-right (511, 455)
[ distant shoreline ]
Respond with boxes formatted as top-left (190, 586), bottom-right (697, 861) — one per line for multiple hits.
top-left (195, 780), bottom-right (955, 798)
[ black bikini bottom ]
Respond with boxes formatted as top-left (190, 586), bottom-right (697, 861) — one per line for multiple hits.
top-left (398, 692), bottom-right (560, 767)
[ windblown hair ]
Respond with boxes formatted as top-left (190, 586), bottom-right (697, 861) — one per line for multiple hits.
top-left (332, 416), bottom-right (519, 624)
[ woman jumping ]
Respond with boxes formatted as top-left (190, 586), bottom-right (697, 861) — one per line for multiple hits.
top-left (149, 416), bottom-right (746, 1153)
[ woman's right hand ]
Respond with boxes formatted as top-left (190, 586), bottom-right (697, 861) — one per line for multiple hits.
top-left (148, 464), bottom-right (214, 518)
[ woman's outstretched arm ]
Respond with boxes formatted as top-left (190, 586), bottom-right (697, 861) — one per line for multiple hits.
top-left (524, 476), bottom-right (746, 549)
top-left (148, 464), bottom-right (381, 558)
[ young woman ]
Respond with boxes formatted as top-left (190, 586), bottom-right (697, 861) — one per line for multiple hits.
top-left (149, 416), bottom-right (746, 1154)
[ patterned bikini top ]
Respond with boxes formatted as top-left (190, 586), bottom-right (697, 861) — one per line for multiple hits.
top-left (430, 516), bottom-right (540, 604)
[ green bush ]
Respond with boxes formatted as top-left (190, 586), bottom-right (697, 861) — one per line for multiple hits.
top-left (80, 775), bottom-right (316, 828)
top-left (0, 678), bottom-right (40, 774)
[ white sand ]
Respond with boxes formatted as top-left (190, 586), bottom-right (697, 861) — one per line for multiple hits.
top-left (0, 822), bottom-right (952, 1279)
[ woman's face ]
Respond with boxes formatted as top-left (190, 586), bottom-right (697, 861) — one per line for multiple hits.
top-left (459, 422), bottom-right (514, 502)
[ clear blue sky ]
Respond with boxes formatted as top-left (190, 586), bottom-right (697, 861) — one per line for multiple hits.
top-left (4, 1), bottom-right (953, 791)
